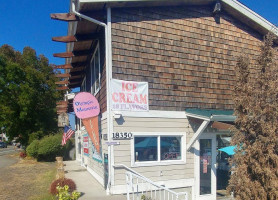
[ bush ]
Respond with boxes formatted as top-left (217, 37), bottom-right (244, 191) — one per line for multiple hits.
top-left (56, 185), bottom-right (80, 200)
top-left (26, 139), bottom-right (40, 158)
top-left (50, 178), bottom-right (77, 195)
top-left (37, 134), bottom-right (64, 161)
top-left (28, 130), bottom-right (43, 144)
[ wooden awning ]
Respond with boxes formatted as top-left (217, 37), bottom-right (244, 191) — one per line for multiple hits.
top-left (51, 11), bottom-right (103, 90)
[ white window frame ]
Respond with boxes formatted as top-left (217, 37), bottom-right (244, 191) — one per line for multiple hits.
top-left (81, 76), bottom-right (86, 92)
top-left (90, 42), bottom-right (101, 95)
top-left (131, 132), bottom-right (187, 167)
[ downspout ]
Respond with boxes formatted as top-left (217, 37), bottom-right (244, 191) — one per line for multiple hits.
top-left (71, 1), bottom-right (113, 193)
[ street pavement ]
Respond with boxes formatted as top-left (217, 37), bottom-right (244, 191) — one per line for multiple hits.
top-left (0, 146), bottom-right (19, 168)
top-left (64, 160), bottom-right (126, 200)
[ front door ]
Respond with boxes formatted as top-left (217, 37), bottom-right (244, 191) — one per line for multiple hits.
top-left (194, 134), bottom-right (216, 200)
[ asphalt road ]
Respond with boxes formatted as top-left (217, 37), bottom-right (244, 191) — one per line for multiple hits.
top-left (0, 146), bottom-right (19, 169)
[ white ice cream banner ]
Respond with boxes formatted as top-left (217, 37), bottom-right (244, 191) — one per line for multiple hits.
top-left (111, 79), bottom-right (149, 112)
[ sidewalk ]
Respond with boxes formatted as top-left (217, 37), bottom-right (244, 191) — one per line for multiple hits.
top-left (64, 160), bottom-right (125, 200)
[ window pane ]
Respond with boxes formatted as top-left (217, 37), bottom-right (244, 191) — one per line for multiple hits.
top-left (91, 58), bottom-right (95, 94)
top-left (135, 137), bottom-right (158, 162)
top-left (86, 64), bottom-right (91, 92)
top-left (200, 139), bottom-right (212, 195)
top-left (160, 137), bottom-right (181, 160)
top-left (95, 48), bottom-right (100, 91)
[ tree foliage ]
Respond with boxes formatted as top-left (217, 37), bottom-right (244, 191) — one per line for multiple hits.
top-left (228, 33), bottom-right (278, 199)
top-left (0, 45), bottom-right (61, 145)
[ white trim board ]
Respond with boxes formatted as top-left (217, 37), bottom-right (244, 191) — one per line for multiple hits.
top-left (113, 110), bottom-right (187, 119)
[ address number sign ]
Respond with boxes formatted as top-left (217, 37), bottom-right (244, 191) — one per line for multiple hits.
top-left (112, 132), bottom-right (133, 140)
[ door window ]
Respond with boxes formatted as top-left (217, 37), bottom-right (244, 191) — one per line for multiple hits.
top-left (200, 139), bottom-right (212, 195)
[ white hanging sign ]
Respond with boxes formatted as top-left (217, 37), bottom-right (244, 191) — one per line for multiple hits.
top-left (111, 79), bottom-right (149, 112)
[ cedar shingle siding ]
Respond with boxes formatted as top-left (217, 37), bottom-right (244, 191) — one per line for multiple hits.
top-left (111, 6), bottom-right (263, 111)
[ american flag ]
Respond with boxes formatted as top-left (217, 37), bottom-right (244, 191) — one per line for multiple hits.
top-left (62, 125), bottom-right (75, 146)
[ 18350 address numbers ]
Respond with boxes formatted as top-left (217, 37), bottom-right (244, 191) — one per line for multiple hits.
top-left (112, 132), bottom-right (132, 139)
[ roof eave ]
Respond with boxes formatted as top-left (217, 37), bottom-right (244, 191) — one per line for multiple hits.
top-left (76, 0), bottom-right (277, 37)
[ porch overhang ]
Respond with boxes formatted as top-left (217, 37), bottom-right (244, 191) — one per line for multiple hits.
top-left (186, 109), bottom-right (235, 151)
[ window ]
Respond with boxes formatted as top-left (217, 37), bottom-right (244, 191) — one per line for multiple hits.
top-left (81, 77), bottom-right (86, 92)
top-left (132, 133), bottom-right (186, 166)
top-left (160, 136), bottom-right (181, 160)
top-left (90, 43), bottom-right (101, 95)
top-left (135, 137), bottom-right (158, 162)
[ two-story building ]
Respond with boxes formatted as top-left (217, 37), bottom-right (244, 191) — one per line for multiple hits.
top-left (52, 0), bottom-right (277, 199)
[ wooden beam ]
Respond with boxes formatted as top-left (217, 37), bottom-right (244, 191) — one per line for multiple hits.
top-left (56, 104), bottom-right (68, 108)
top-left (70, 71), bottom-right (85, 76)
top-left (53, 64), bottom-right (73, 69)
top-left (57, 106), bottom-right (67, 109)
top-left (55, 73), bottom-right (70, 78)
top-left (50, 13), bottom-right (79, 22)
top-left (71, 67), bottom-right (85, 72)
top-left (71, 62), bottom-right (86, 67)
top-left (53, 50), bottom-right (90, 58)
top-left (70, 75), bottom-right (83, 80)
top-left (70, 71), bottom-right (84, 76)
top-left (69, 81), bottom-right (81, 86)
top-left (56, 86), bottom-right (69, 90)
top-left (53, 52), bottom-right (74, 58)
top-left (52, 33), bottom-right (100, 43)
top-left (57, 111), bottom-right (67, 114)
top-left (57, 107), bottom-right (67, 110)
top-left (57, 107), bottom-right (68, 110)
top-left (56, 101), bottom-right (68, 105)
top-left (55, 80), bottom-right (69, 85)
top-left (52, 35), bottom-right (77, 43)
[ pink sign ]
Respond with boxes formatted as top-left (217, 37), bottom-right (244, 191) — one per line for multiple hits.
top-left (73, 92), bottom-right (100, 119)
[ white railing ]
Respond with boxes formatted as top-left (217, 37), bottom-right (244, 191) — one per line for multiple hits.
top-left (114, 164), bottom-right (188, 200)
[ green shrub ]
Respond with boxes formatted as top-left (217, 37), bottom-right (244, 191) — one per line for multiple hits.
top-left (26, 139), bottom-right (40, 158)
top-left (37, 134), bottom-right (64, 161)
top-left (28, 130), bottom-right (43, 144)
top-left (56, 185), bottom-right (80, 200)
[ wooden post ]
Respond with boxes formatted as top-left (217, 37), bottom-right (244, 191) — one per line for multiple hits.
top-left (56, 156), bottom-right (65, 179)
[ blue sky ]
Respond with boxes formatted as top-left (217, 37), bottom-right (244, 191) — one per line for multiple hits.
top-left (0, 0), bottom-right (277, 66)
top-left (0, 0), bottom-right (277, 129)
top-left (0, 0), bottom-right (69, 66)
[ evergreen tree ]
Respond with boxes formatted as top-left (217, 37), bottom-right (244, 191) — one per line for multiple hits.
top-left (228, 33), bottom-right (278, 199)
top-left (0, 45), bottom-right (62, 145)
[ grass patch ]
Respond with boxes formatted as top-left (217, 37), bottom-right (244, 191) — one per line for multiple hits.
top-left (0, 155), bottom-right (57, 200)
top-left (28, 165), bottom-right (56, 200)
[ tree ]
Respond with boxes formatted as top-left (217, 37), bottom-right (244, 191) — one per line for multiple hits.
top-left (228, 33), bottom-right (278, 199)
top-left (0, 45), bottom-right (62, 145)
